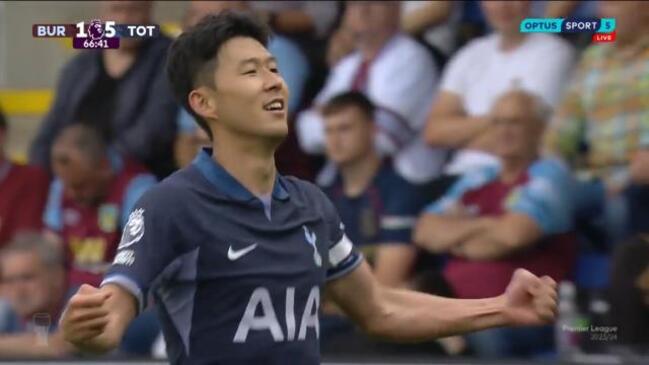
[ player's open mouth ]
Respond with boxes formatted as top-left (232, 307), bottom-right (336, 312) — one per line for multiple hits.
top-left (263, 98), bottom-right (285, 112)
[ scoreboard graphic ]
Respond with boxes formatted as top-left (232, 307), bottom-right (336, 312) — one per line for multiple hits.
top-left (33, 20), bottom-right (160, 49)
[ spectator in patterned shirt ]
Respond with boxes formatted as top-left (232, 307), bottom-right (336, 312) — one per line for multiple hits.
top-left (415, 90), bottom-right (577, 358)
top-left (545, 0), bottom-right (649, 244)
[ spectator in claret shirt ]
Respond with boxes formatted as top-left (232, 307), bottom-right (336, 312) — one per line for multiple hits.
top-left (415, 90), bottom-right (577, 358)
top-left (43, 124), bottom-right (156, 288)
top-left (0, 107), bottom-right (50, 248)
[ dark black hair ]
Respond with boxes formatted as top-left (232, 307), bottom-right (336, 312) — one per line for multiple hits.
top-left (167, 11), bottom-right (270, 140)
top-left (0, 105), bottom-right (6, 131)
top-left (322, 91), bottom-right (375, 121)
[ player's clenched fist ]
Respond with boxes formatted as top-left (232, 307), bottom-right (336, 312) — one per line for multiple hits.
top-left (59, 284), bottom-right (116, 353)
top-left (501, 268), bottom-right (559, 326)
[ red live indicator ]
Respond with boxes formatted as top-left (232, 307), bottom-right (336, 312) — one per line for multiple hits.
top-left (592, 31), bottom-right (616, 43)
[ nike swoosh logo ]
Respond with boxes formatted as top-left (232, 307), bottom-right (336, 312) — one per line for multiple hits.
top-left (227, 243), bottom-right (258, 261)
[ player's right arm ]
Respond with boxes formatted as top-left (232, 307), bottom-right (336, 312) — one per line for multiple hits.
top-left (60, 284), bottom-right (136, 354)
top-left (61, 184), bottom-right (182, 354)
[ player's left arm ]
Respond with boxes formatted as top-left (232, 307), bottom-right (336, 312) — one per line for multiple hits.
top-left (326, 262), bottom-right (558, 342)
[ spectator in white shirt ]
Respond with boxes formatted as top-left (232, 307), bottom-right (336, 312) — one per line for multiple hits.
top-left (296, 1), bottom-right (446, 185)
top-left (424, 0), bottom-right (575, 176)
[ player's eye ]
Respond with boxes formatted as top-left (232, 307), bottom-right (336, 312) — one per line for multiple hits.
top-left (242, 69), bottom-right (257, 75)
top-left (269, 67), bottom-right (279, 74)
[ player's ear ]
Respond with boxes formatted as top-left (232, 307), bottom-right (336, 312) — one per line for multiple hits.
top-left (188, 87), bottom-right (218, 122)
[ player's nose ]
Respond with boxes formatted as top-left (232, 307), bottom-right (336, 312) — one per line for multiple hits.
top-left (262, 70), bottom-right (284, 92)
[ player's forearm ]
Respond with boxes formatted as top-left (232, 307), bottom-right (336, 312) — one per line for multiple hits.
top-left (413, 215), bottom-right (486, 253)
top-left (367, 288), bottom-right (508, 341)
top-left (424, 115), bottom-right (491, 148)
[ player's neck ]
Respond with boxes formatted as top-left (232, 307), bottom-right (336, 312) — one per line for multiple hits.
top-left (211, 136), bottom-right (277, 198)
top-left (340, 152), bottom-right (382, 198)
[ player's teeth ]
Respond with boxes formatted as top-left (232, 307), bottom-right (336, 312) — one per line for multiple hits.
top-left (265, 101), bottom-right (283, 110)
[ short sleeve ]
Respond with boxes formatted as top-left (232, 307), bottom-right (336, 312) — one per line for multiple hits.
top-left (506, 159), bottom-right (575, 234)
top-left (102, 187), bottom-right (180, 313)
top-left (369, 39), bottom-right (438, 131)
top-left (319, 191), bottom-right (363, 282)
top-left (439, 41), bottom-right (476, 95)
top-left (424, 167), bottom-right (499, 214)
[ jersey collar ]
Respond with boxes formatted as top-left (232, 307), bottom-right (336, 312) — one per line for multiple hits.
top-left (192, 148), bottom-right (289, 202)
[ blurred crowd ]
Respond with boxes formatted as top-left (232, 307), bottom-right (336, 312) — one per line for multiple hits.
top-left (0, 0), bottom-right (648, 360)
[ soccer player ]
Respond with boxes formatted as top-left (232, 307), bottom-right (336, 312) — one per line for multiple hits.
top-left (60, 12), bottom-right (559, 364)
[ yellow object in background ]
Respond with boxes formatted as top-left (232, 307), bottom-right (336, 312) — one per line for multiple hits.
top-left (0, 89), bottom-right (53, 116)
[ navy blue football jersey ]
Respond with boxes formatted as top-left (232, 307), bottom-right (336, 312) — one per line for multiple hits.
top-left (102, 148), bottom-right (363, 365)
